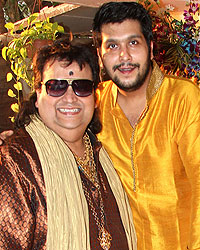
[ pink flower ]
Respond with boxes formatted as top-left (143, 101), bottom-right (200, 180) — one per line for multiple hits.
top-left (189, 3), bottom-right (199, 13)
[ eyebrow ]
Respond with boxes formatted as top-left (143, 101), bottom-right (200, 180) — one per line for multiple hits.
top-left (105, 35), bottom-right (143, 43)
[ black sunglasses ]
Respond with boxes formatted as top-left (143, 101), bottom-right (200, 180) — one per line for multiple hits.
top-left (41, 79), bottom-right (94, 97)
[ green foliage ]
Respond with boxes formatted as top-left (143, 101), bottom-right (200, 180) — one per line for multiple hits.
top-left (2, 13), bottom-right (64, 88)
top-left (2, 13), bottom-right (65, 121)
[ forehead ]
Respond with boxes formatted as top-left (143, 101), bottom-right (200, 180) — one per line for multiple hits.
top-left (101, 19), bottom-right (143, 42)
top-left (42, 60), bottom-right (93, 80)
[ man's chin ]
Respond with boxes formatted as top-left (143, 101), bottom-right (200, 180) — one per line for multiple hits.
top-left (114, 77), bottom-right (145, 92)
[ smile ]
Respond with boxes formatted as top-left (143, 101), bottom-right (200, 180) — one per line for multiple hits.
top-left (117, 66), bottom-right (138, 75)
top-left (58, 108), bottom-right (81, 113)
top-left (118, 67), bottom-right (136, 72)
top-left (113, 63), bottom-right (139, 72)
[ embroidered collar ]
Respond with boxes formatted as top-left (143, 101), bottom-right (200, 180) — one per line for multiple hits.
top-left (146, 61), bottom-right (164, 101)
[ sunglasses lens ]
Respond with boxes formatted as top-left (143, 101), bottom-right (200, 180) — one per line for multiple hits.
top-left (73, 80), bottom-right (94, 97)
top-left (46, 80), bottom-right (67, 97)
top-left (45, 79), bottom-right (94, 97)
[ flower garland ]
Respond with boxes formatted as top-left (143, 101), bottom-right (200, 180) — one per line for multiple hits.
top-left (138, 0), bottom-right (200, 84)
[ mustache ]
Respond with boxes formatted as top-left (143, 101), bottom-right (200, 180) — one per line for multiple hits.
top-left (113, 63), bottom-right (140, 72)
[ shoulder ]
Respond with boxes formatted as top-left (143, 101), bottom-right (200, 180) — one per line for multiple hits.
top-left (159, 75), bottom-right (200, 108)
top-left (163, 75), bottom-right (200, 96)
top-left (0, 127), bottom-right (41, 178)
top-left (160, 76), bottom-right (200, 128)
top-left (98, 80), bottom-right (113, 90)
top-left (97, 80), bottom-right (114, 98)
top-left (1, 128), bottom-right (35, 156)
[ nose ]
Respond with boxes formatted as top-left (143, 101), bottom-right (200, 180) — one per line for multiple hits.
top-left (119, 45), bottom-right (131, 62)
top-left (62, 86), bottom-right (77, 102)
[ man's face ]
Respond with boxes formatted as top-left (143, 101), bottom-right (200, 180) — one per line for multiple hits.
top-left (99, 19), bottom-right (153, 91)
top-left (35, 60), bottom-right (95, 142)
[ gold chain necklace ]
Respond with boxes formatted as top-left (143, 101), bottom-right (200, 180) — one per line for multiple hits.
top-left (74, 133), bottom-right (98, 186)
top-left (73, 133), bottom-right (112, 250)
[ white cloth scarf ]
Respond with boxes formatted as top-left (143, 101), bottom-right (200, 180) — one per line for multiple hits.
top-left (26, 115), bottom-right (137, 250)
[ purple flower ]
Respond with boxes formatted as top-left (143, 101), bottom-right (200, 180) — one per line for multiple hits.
top-left (141, 0), bottom-right (200, 83)
top-left (189, 3), bottom-right (199, 13)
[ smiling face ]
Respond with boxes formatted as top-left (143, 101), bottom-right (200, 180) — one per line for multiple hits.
top-left (99, 19), bottom-right (153, 92)
top-left (35, 60), bottom-right (95, 144)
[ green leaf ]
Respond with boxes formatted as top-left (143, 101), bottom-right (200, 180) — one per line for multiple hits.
top-left (7, 73), bottom-right (13, 82)
top-left (18, 57), bottom-right (23, 64)
top-left (14, 62), bottom-right (19, 72)
top-left (18, 24), bottom-right (24, 31)
top-left (11, 103), bottom-right (19, 113)
top-left (14, 82), bottom-right (22, 91)
top-left (11, 63), bottom-right (15, 72)
top-left (9, 116), bottom-right (15, 123)
top-left (5, 22), bottom-right (14, 30)
top-left (20, 47), bottom-right (27, 59)
top-left (8, 89), bottom-right (16, 98)
top-left (58, 25), bottom-right (65, 33)
top-left (52, 22), bottom-right (58, 31)
top-left (28, 13), bottom-right (38, 25)
top-left (2, 47), bottom-right (8, 60)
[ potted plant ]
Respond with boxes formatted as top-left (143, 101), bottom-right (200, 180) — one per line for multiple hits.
top-left (1, 12), bottom-right (65, 121)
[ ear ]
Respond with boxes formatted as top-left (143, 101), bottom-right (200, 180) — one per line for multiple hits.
top-left (94, 88), bottom-right (100, 109)
top-left (35, 89), bottom-right (41, 108)
top-left (97, 47), bottom-right (100, 57)
top-left (150, 41), bottom-right (154, 60)
top-left (97, 48), bottom-right (104, 69)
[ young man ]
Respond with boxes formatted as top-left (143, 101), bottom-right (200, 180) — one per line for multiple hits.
top-left (93, 2), bottom-right (200, 250)
top-left (0, 40), bottom-right (136, 250)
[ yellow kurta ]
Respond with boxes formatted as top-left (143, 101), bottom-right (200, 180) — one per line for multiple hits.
top-left (97, 63), bottom-right (200, 250)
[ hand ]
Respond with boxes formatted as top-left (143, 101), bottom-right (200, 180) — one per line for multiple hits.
top-left (0, 130), bottom-right (13, 145)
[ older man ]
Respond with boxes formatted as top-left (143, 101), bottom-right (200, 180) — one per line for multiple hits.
top-left (0, 40), bottom-right (136, 250)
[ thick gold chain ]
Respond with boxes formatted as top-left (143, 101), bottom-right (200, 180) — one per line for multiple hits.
top-left (73, 133), bottom-right (98, 186)
top-left (82, 182), bottom-right (112, 250)
top-left (73, 133), bottom-right (112, 249)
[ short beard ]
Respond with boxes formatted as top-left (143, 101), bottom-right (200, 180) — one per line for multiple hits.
top-left (111, 55), bottom-right (151, 92)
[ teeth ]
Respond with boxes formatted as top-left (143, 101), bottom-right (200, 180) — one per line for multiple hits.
top-left (59, 108), bottom-right (80, 113)
top-left (119, 68), bottom-right (133, 71)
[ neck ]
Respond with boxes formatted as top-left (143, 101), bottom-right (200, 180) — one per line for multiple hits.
top-left (64, 134), bottom-right (86, 158)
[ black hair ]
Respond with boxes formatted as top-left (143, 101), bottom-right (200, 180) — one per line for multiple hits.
top-left (92, 2), bottom-right (153, 50)
top-left (15, 39), bottom-right (102, 134)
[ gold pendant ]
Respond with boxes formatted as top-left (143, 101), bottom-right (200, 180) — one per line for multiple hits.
top-left (98, 227), bottom-right (112, 250)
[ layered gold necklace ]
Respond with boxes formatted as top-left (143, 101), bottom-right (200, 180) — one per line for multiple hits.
top-left (73, 133), bottom-right (112, 250)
